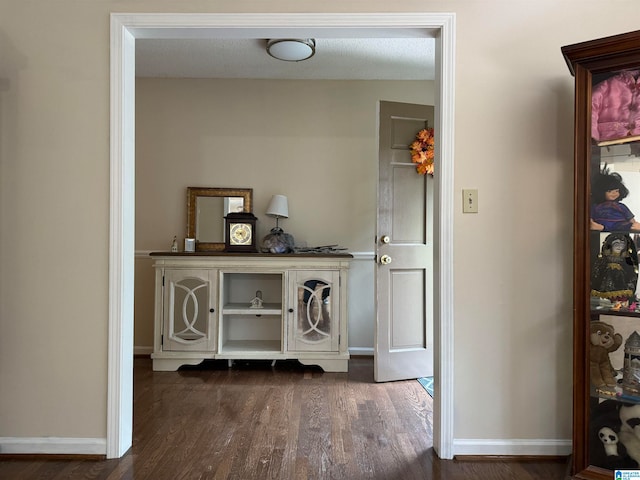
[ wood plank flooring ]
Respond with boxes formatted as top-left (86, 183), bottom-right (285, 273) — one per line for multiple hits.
top-left (0, 357), bottom-right (570, 479)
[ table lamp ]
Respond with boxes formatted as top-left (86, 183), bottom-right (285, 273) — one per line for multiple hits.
top-left (263, 194), bottom-right (294, 253)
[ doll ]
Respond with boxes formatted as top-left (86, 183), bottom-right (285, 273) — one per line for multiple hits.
top-left (591, 165), bottom-right (640, 232)
top-left (591, 232), bottom-right (639, 309)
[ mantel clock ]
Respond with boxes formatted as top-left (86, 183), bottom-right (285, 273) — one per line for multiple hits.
top-left (224, 212), bottom-right (258, 253)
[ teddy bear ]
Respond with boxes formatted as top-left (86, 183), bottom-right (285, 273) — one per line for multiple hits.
top-left (589, 400), bottom-right (633, 469)
top-left (590, 320), bottom-right (623, 387)
top-left (618, 403), bottom-right (640, 466)
top-left (599, 426), bottom-right (620, 456)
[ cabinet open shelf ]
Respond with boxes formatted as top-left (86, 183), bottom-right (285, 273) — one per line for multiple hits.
top-left (597, 134), bottom-right (640, 147)
top-left (591, 308), bottom-right (640, 318)
top-left (220, 314), bottom-right (282, 353)
top-left (220, 339), bottom-right (282, 353)
top-left (592, 388), bottom-right (640, 404)
top-left (220, 271), bottom-right (284, 354)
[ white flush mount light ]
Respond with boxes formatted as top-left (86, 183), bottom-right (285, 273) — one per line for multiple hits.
top-left (266, 39), bottom-right (316, 62)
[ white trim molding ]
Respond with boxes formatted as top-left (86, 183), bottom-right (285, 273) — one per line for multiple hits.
top-left (349, 347), bottom-right (374, 356)
top-left (111, 11), bottom-right (456, 460)
top-left (346, 251), bottom-right (375, 260)
top-left (138, 250), bottom-right (374, 260)
top-left (453, 438), bottom-right (572, 457)
top-left (0, 437), bottom-right (107, 455)
top-left (134, 346), bottom-right (153, 356)
top-left (432, 12), bottom-right (456, 461)
top-left (109, 13), bottom-right (135, 460)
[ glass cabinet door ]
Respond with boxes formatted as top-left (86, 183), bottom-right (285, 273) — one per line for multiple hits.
top-left (588, 138), bottom-right (640, 473)
top-left (288, 270), bottom-right (340, 352)
top-left (563, 30), bottom-right (640, 478)
top-left (163, 268), bottom-right (217, 352)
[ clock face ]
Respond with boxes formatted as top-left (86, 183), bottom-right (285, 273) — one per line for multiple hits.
top-left (229, 223), bottom-right (252, 245)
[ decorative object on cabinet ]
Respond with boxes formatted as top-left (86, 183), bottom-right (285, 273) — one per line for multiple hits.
top-left (184, 238), bottom-right (196, 252)
top-left (563, 30), bottom-right (640, 478)
top-left (171, 236), bottom-right (178, 252)
top-left (262, 231), bottom-right (295, 254)
top-left (617, 403), bottom-right (640, 466)
top-left (590, 232), bottom-right (638, 310)
top-left (589, 320), bottom-right (622, 388)
top-left (623, 331), bottom-right (640, 396)
top-left (186, 187), bottom-right (253, 252)
top-left (266, 194), bottom-right (289, 230)
top-left (149, 252), bottom-right (351, 372)
top-left (588, 399), bottom-right (632, 471)
top-left (296, 244), bottom-right (349, 254)
top-left (224, 212), bottom-right (258, 253)
top-left (249, 290), bottom-right (264, 309)
top-left (597, 426), bottom-right (620, 457)
top-left (261, 194), bottom-right (295, 253)
top-left (592, 70), bottom-right (640, 145)
top-left (591, 165), bottom-right (640, 232)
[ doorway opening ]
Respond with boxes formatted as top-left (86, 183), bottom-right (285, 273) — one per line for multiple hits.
top-left (110, 12), bottom-right (455, 459)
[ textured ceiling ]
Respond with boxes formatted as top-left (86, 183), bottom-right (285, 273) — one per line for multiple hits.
top-left (135, 37), bottom-right (436, 80)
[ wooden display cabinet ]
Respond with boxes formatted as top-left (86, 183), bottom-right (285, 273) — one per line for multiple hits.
top-left (563, 30), bottom-right (640, 479)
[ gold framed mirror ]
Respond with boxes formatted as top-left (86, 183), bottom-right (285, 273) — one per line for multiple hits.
top-left (186, 187), bottom-right (253, 251)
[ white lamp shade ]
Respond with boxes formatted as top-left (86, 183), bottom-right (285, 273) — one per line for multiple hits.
top-left (266, 39), bottom-right (315, 62)
top-left (266, 195), bottom-right (289, 218)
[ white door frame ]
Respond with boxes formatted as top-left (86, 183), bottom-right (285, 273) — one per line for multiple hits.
top-left (109, 12), bottom-right (456, 459)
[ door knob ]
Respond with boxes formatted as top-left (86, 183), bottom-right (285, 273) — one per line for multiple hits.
top-left (380, 254), bottom-right (392, 265)
top-left (381, 235), bottom-right (390, 244)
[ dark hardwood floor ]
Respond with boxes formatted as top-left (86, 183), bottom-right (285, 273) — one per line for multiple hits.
top-left (0, 357), bottom-right (569, 479)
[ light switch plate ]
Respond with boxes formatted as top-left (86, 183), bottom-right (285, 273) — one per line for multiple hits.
top-left (463, 189), bottom-right (478, 213)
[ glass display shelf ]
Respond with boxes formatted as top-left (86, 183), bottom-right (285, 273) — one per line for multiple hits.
top-left (592, 385), bottom-right (640, 404)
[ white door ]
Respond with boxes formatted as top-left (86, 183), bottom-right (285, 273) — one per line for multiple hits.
top-left (375, 101), bottom-right (434, 382)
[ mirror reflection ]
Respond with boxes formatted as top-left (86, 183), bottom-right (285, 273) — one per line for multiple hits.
top-left (196, 196), bottom-right (245, 242)
top-left (187, 187), bottom-right (253, 251)
top-left (297, 279), bottom-right (332, 342)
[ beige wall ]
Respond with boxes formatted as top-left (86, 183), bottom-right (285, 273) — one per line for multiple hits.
top-left (134, 78), bottom-right (432, 352)
top-left (2, 0), bottom-right (640, 451)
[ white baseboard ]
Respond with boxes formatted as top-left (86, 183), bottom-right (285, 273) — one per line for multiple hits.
top-left (0, 437), bottom-right (107, 455)
top-left (348, 347), bottom-right (374, 356)
top-left (136, 346), bottom-right (373, 357)
top-left (134, 346), bottom-right (153, 356)
top-left (136, 250), bottom-right (376, 260)
top-left (348, 252), bottom-right (375, 260)
top-left (453, 438), bottom-right (572, 457)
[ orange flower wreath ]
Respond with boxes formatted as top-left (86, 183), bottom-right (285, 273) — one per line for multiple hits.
top-left (410, 127), bottom-right (435, 176)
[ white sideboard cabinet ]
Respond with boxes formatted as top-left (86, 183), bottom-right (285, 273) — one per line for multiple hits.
top-left (150, 252), bottom-right (352, 372)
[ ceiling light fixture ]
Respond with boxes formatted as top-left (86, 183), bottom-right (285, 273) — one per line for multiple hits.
top-left (266, 39), bottom-right (316, 62)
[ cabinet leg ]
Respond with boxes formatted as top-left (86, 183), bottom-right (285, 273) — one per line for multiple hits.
top-left (228, 359), bottom-right (233, 368)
